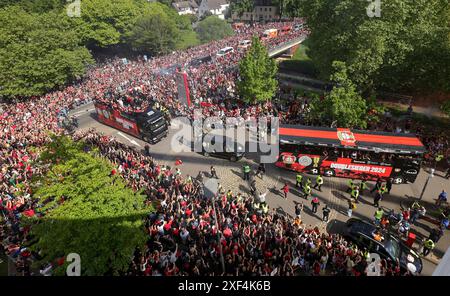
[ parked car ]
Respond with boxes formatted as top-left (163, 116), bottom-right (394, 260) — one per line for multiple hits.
top-left (343, 218), bottom-right (423, 274)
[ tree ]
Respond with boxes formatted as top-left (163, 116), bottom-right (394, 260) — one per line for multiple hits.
top-left (69, 0), bottom-right (142, 48)
top-left (309, 61), bottom-right (369, 128)
top-left (229, 0), bottom-right (253, 17)
top-left (174, 14), bottom-right (200, 50)
top-left (238, 36), bottom-right (278, 104)
top-left (26, 136), bottom-right (152, 276)
top-left (0, 6), bottom-right (93, 98)
top-left (195, 16), bottom-right (234, 43)
top-left (129, 3), bottom-right (180, 55)
top-left (299, 0), bottom-right (450, 94)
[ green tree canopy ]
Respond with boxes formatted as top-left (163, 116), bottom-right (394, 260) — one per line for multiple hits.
top-left (69, 0), bottom-right (142, 48)
top-left (237, 36), bottom-right (278, 104)
top-left (26, 136), bottom-right (152, 276)
top-left (299, 0), bottom-right (450, 93)
top-left (129, 2), bottom-right (180, 55)
top-left (195, 16), bottom-right (234, 43)
top-left (309, 61), bottom-right (369, 128)
top-left (0, 6), bottom-right (93, 98)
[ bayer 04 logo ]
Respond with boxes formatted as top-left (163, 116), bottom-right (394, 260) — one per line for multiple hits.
top-left (298, 155), bottom-right (313, 167)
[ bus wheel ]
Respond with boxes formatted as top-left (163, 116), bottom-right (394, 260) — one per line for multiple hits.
top-left (230, 156), bottom-right (237, 162)
top-left (310, 168), bottom-right (319, 175)
top-left (324, 169), bottom-right (335, 177)
top-left (203, 152), bottom-right (210, 157)
top-left (393, 177), bottom-right (404, 184)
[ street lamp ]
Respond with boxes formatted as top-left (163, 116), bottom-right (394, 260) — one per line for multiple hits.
top-left (419, 168), bottom-right (434, 201)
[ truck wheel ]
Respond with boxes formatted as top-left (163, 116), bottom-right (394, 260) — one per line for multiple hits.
top-left (324, 169), bottom-right (335, 177)
top-left (393, 177), bottom-right (404, 184)
top-left (310, 168), bottom-right (319, 175)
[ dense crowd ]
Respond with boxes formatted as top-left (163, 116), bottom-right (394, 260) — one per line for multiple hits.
top-left (78, 130), bottom-right (413, 276)
top-left (0, 18), bottom-right (448, 276)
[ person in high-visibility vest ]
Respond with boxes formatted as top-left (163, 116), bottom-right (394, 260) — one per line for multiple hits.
top-left (296, 173), bottom-right (303, 188)
top-left (351, 186), bottom-right (360, 203)
top-left (374, 208), bottom-right (384, 226)
top-left (374, 184), bottom-right (387, 207)
top-left (359, 180), bottom-right (368, 195)
top-left (261, 203), bottom-right (269, 214)
top-left (303, 183), bottom-right (311, 199)
top-left (422, 239), bottom-right (435, 256)
top-left (313, 175), bottom-right (324, 191)
top-left (305, 178), bottom-right (312, 187)
top-left (346, 179), bottom-right (354, 193)
top-left (243, 164), bottom-right (251, 181)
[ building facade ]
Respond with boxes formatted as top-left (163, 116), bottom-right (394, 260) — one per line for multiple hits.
top-left (231, 0), bottom-right (279, 22)
top-left (172, 0), bottom-right (199, 15)
top-left (198, 0), bottom-right (230, 20)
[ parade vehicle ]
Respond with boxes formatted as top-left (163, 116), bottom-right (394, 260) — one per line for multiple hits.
top-left (216, 47), bottom-right (235, 57)
top-left (261, 28), bottom-right (278, 40)
top-left (344, 218), bottom-right (423, 274)
top-left (94, 102), bottom-right (168, 144)
top-left (276, 125), bottom-right (426, 184)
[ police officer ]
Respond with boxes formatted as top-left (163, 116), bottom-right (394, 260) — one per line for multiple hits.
top-left (346, 179), bottom-right (354, 193)
top-left (422, 239), bottom-right (435, 256)
top-left (374, 208), bottom-right (384, 226)
top-left (386, 178), bottom-right (393, 194)
top-left (359, 179), bottom-right (368, 195)
top-left (305, 178), bottom-right (312, 188)
top-left (371, 178), bottom-right (382, 193)
top-left (243, 164), bottom-right (251, 181)
top-left (303, 183), bottom-right (311, 200)
top-left (374, 184), bottom-right (387, 207)
top-left (351, 185), bottom-right (360, 203)
top-left (295, 173), bottom-right (303, 188)
top-left (313, 175), bottom-right (324, 191)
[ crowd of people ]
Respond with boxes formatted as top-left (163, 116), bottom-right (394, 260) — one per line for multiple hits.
top-left (0, 17), bottom-right (448, 276)
top-left (77, 130), bottom-right (415, 276)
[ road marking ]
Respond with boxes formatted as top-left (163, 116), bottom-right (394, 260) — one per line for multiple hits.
top-left (117, 132), bottom-right (142, 147)
top-left (71, 108), bottom-right (95, 117)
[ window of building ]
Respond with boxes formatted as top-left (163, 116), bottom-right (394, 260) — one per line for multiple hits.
top-left (265, 7), bottom-right (267, 12)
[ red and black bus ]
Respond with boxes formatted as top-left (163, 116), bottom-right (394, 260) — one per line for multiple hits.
top-left (94, 103), bottom-right (168, 144)
top-left (276, 125), bottom-right (426, 184)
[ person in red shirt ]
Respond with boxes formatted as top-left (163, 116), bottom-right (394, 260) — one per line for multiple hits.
top-left (280, 183), bottom-right (289, 199)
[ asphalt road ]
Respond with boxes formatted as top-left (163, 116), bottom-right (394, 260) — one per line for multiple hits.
top-left (70, 102), bottom-right (450, 275)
